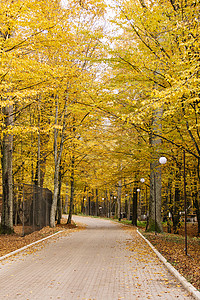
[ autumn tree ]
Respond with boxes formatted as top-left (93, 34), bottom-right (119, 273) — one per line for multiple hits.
top-left (0, 0), bottom-right (65, 232)
top-left (99, 0), bottom-right (200, 231)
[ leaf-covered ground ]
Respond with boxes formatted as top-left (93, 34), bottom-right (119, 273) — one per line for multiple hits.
top-left (139, 223), bottom-right (200, 291)
top-left (0, 219), bottom-right (80, 258)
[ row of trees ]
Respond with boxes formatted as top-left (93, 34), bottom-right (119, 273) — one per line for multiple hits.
top-left (106, 0), bottom-right (200, 233)
top-left (0, 0), bottom-right (107, 232)
top-left (0, 0), bottom-right (199, 235)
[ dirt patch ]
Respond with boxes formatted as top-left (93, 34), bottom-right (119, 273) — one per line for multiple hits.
top-left (163, 222), bottom-right (199, 238)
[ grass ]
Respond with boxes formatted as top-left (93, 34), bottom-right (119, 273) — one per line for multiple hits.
top-left (118, 219), bottom-right (147, 227)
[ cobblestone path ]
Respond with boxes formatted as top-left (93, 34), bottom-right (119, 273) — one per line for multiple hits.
top-left (0, 216), bottom-right (195, 299)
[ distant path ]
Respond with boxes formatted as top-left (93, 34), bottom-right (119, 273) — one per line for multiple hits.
top-left (0, 216), bottom-right (194, 299)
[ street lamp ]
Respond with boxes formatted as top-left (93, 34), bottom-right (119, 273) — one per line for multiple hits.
top-left (140, 178), bottom-right (145, 183)
top-left (159, 157), bottom-right (167, 165)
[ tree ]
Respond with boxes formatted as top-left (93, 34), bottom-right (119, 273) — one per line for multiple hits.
top-left (0, 0), bottom-right (68, 232)
top-left (102, 0), bottom-right (199, 231)
top-left (1, 105), bottom-right (14, 233)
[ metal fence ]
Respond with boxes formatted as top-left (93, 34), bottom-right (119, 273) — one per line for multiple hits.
top-left (13, 184), bottom-right (52, 236)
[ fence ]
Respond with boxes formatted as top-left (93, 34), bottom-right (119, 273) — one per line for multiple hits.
top-left (13, 184), bottom-right (52, 236)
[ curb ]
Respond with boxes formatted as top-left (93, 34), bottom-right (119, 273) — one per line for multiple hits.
top-left (137, 229), bottom-right (200, 300)
top-left (0, 230), bottom-right (63, 262)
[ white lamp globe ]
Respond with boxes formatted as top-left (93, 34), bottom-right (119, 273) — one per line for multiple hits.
top-left (137, 188), bottom-right (140, 192)
top-left (159, 156), bottom-right (167, 164)
top-left (140, 178), bottom-right (145, 183)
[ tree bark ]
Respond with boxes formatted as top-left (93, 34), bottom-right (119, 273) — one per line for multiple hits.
top-left (194, 193), bottom-right (200, 236)
top-left (117, 179), bottom-right (122, 221)
top-left (137, 190), bottom-right (141, 221)
top-left (50, 98), bottom-right (67, 227)
top-left (34, 98), bottom-right (49, 188)
top-left (127, 190), bottom-right (132, 220)
top-left (88, 190), bottom-right (91, 215)
top-left (64, 182), bottom-right (69, 214)
top-left (149, 108), bottom-right (163, 233)
top-left (57, 168), bottom-right (62, 224)
top-left (105, 189), bottom-right (108, 217)
top-left (109, 191), bottom-right (112, 218)
top-left (172, 185), bottom-right (181, 234)
top-left (67, 118), bottom-right (76, 224)
top-left (1, 105), bottom-right (14, 233)
top-left (35, 98), bottom-right (41, 187)
top-left (95, 188), bottom-right (99, 216)
top-left (67, 155), bottom-right (75, 224)
top-left (132, 187), bottom-right (137, 226)
top-left (149, 162), bottom-right (162, 232)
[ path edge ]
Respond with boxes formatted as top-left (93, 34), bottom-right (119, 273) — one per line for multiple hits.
top-left (0, 230), bottom-right (63, 262)
top-left (137, 229), bottom-right (200, 300)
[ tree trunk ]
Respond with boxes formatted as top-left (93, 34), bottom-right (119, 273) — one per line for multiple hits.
top-left (117, 179), bottom-right (122, 221)
top-left (95, 188), bottom-right (98, 216)
top-left (105, 189), bottom-right (108, 217)
top-left (195, 163), bottom-right (200, 236)
top-left (194, 193), bottom-right (200, 236)
top-left (127, 189), bottom-right (132, 220)
top-left (50, 98), bottom-right (67, 227)
top-left (81, 196), bottom-right (84, 214)
top-left (67, 118), bottom-right (76, 224)
top-left (88, 190), bottom-right (91, 216)
top-left (137, 190), bottom-right (141, 221)
top-left (34, 98), bottom-right (49, 188)
top-left (35, 98), bottom-right (41, 187)
top-left (132, 187), bottom-right (137, 226)
top-left (1, 105), bottom-right (14, 234)
top-left (50, 159), bottom-right (60, 227)
top-left (149, 164), bottom-right (162, 232)
top-left (170, 163), bottom-right (181, 234)
top-left (109, 191), bottom-right (112, 218)
top-left (57, 168), bottom-right (62, 224)
top-left (35, 132), bottom-right (49, 188)
top-left (67, 155), bottom-right (75, 224)
top-left (172, 186), bottom-right (181, 234)
top-left (148, 108), bottom-right (163, 233)
top-left (64, 182), bottom-right (69, 214)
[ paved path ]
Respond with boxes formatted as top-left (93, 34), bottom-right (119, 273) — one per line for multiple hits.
top-left (0, 216), bottom-right (195, 300)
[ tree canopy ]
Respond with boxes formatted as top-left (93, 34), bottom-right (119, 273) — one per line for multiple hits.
top-left (0, 0), bottom-right (199, 234)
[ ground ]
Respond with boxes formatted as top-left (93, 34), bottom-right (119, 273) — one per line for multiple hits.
top-left (0, 219), bottom-right (79, 258)
top-left (0, 218), bottom-right (199, 292)
top-left (139, 222), bottom-right (200, 291)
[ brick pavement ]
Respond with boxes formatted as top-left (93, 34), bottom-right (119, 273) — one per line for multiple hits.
top-left (0, 216), bottom-right (195, 300)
